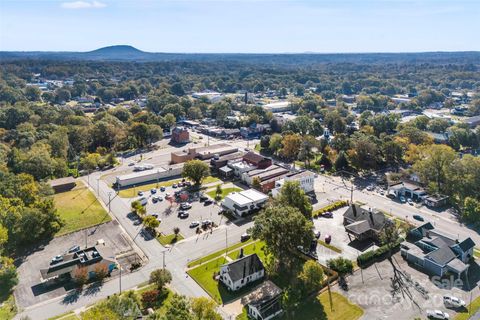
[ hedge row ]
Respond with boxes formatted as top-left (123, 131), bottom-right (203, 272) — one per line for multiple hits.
top-left (312, 200), bottom-right (348, 218)
top-left (357, 238), bottom-right (403, 268)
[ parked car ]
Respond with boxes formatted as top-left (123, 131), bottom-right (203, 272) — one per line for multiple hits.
top-left (151, 188), bottom-right (157, 194)
top-left (324, 235), bottom-right (332, 244)
top-left (413, 214), bottom-right (425, 222)
top-left (400, 196), bottom-right (406, 203)
top-left (204, 199), bottom-right (213, 205)
top-left (152, 196), bottom-right (159, 203)
top-left (201, 220), bottom-right (212, 227)
top-left (189, 221), bottom-right (200, 228)
top-left (138, 191), bottom-right (144, 196)
top-left (128, 162), bottom-right (135, 166)
top-left (426, 310), bottom-right (449, 319)
top-left (322, 212), bottom-right (333, 218)
top-left (172, 184), bottom-right (178, 189)
top-left (51, 255), bottom-right (63, 264)
top-left (314, 231), bottom-right (321, 239)
top-left (179, 212), bottom-right (189, 219)
top-left (407, 198), bottom-right (414, 206)
top-left (160, 187), bottom-right (166, 192)
top-left (133, 219), bottom-right (142, 226)
top-left (180, 203), bottom-right (192, 210)
top-left (366, 185), bottom-right (375, 191)
top-left (199, 194), bottom-right (208, 202)
top-left (443, 295), bottom-right (466, 308)
top-left (68, 245), bottom-right (80, 253)
top-left (150, 213), bottom-right (159, 218)
top-left (241, 233), bottom-right (251, 242)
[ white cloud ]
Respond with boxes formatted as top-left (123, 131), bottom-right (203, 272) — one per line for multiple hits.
top-left (61, 1), bottom-right (107, 9)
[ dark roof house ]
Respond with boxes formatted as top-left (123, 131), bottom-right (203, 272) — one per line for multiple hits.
top-left (343, 204), bottom-right (390, 241)
top-left (219, 253), bottom-right (265, 291)
top-left (242, 280), bottom-right (283, 320)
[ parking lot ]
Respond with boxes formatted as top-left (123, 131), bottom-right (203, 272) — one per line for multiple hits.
top-left (14, 221), bottom-right (140, 308)
top-left (335, 253), bottom-right (479, 320)
top-left (122, 183), bottom-right (227, 239)
top-left (312, 206), bottom-right (378, 265)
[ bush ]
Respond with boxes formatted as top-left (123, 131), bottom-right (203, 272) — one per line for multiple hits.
top-left (141, 289), bottom-right (160, 309)
top-left (357, 238), bottom-right (403, 267)
top-left (312, 200), bottom-right (348, 218)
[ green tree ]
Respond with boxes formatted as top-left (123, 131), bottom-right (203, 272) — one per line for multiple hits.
top-left (190, 297), bottom-right (222, 320)
top-left (327, 257), bottom-right (353, 277)
top-left (161, 294), bottom-right (193, 320)
top-left (131, 200), bottom-right (146, 217)
top-left (215, 185), bottom-right (222, 201)
top-left (250, 206), bottom-right (313, 270)
top-left (173, 227), bottom-right (181, 240)
top-left (0, 256), bottom-right (18, 294)
top-left (252, 177), bottom-right (262, 190)
top-left (462, 197), bottom-right (480, 225)
top-left (269, 133), bottom-right (283, 156)
top-left (149, 268), bottom-right (172, 290)
top-left (182, 160), bottom-right (210, 186)
top-left (298, 260), bottom-right (324, 291)
top-left (276, 181), bottom-right (312, 219)
top-left (413, 144), bottom-right (456, 192)
top-left (143, 215), bottom-right (160, 234)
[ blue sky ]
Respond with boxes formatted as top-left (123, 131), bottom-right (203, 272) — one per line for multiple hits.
top-left (0, 0), bottom-right (479, 53)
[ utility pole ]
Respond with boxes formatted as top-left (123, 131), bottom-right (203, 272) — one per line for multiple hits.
top-left (85, 229), bottom-right (88, 249)
top-left (350, 185), bottom-right (354, 204)
top-left (225, 227), bottom-right (228, 256)
top-left (97, 178), bottom-right (100, 196)
top-left (108, 192), bottom-right (112, 214)
top-left (119, 267), bottom-right (122, 294)
top-left (162, 251), bottom-right (166, 269)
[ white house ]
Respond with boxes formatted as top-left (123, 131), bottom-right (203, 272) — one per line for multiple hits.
top-left (242, 281), bottom-right (283, 320)
top-left (222, 189), bottom-right (269, 217)
top-left (219, 254), bottom-right (265, 291)
top-left (272, 170), bottom-right (315, 197)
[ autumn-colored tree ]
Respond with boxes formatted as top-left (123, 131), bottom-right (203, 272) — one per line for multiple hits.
top-left (73, 266), bottom-right (88, 287)
top-left (281, 134), bottom-right (301, 160)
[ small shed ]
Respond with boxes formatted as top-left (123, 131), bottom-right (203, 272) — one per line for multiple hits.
top-left (49, 177), bottom-right (76, 193)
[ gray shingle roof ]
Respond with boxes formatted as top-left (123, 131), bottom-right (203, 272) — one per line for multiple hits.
top-left (426, 246), bottom-right (456, 265)
top-left (224, 254), bottom-right (264, 282)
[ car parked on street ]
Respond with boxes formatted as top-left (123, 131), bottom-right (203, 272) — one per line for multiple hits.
top-left (413, 214), bottom-right (425, 222)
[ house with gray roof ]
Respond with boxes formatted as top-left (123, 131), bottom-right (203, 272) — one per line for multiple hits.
top-left (241, 280), bottom-right (283, 320)
top-left (219, 253), bottom-right (265, 291)
top-left (401, 223), bottom-right (475, 278)
top-left (343, 204), bottom-right (391, 241)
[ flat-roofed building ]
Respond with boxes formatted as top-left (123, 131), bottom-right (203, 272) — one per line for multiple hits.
top-left (171, 143), bottom-right (238, 164)
top-left (272, 170), bottom-right (315, 197)
top-left (222, 189), bottom-right (269, 217)
top-left (49, 177), bottom-right (76, 193)
top-left (242, 165), bottom-right (290, 186)
top-left (210, 151), bottom-right (245, 170)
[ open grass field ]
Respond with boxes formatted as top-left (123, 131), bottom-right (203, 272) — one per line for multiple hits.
top-left (54, 181), bottom-right (111, 236)
top-left (118, 176), bottom-right (221, 198)
top-left (157, 233), bottom-right (184, 246)
top-left (187, 256), bottom-right (228, 304)
top-left (290, 291), bottom-right (363, 320)
top-left (206, 186), bottom-right (242, 200)
top-left (187, 239), bottom-right (253, 268)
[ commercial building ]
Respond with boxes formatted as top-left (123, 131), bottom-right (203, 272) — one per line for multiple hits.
top-left (388, 181), bottom-right (427, 202)
top-left (242, 280), bottom-right (283, 320)
top-left (228, 160), bottom-right (257, 177)
top-left (241, 165), bottom-right (290, 186)
top-left (222, 189), bottom-right (269, 217)
top-left (219, 254), bottom-right (265, 291)
top-left (401, 223), bottom-right (475, 278)
top-left (170, 144), bottom-right (238, 164)
top-left (40, 246), bottom-right (116, 283)
top-left (48, 177), bottom-right (76, 193)
top-left (343, 204), bottom-right (390, 242)
top-left (210, 151), bottom-right (245, 171)
top-left (242, 152), bottom-right (272, 169)
top-left (115, 164), bottom-right (183, 188)
top-left (171, 127), bottom-right (190, 144)
top-left (263, 101), bottom-right (291, 113)
top-left (271, 170), bottom-right (315, 197)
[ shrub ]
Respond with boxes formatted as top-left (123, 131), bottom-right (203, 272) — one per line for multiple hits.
top-left (141, 289), bottom-right (160, 309)
top-left (312, 200), bottom-right (348, 218)
top-left (357, 238), bottom-right (403, 267)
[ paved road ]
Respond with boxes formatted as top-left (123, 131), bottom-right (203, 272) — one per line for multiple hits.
top-left (314, 175), bottom-right (480, 244)
top-left (16, 139), bottom-right (254, 320)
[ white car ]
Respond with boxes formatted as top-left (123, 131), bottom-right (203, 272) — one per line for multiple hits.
top-left (443, 295), bottom-right (466, 308)
top-left (407, 198), bottom-right (414, 206)
top-left (51, 255), bottom-right (63, 264)
top-left (189, 221), bottom-right (200, 228)
top-left (366, 185), bottom-right (375, 191)
top-left (426, 309), bottom-right (449, 319)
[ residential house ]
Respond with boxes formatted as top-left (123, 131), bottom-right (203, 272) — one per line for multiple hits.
top-left (343, 204), bottom-right (390, 242)
top-left (171, 127), bottom-right (190, 144)
top-left (219, 254), bottom-right (265, 291)
top-left (401, 223), bottom-right (475, 278)
top-left (242, 281), bottom-right (283, 320)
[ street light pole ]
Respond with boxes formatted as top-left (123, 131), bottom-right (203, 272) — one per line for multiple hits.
top-left (119, 267), bottom-right (122, 294)
top-left (108, 192), bottom-right (112, 214)
top-left (97, 178), bottom-right (100, 196)
top-left (162, 251), bottom-right (166, 269)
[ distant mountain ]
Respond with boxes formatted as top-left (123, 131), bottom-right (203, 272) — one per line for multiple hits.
top-left (1, 45), bottom-right (479, 65)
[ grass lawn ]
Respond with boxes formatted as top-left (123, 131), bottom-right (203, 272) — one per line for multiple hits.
top-left (474, 248), bottom-right (480, 259)
top-left (187, 239), bottom-right (253, 268)
top-left (455, 295), bottom-right (480, 320)
top-left (291, 291), bottom-right (363, 320)
top-left (236, 308), bottom-right (248, 320)
top-left (55, 181), bottom-right (111, 236)
top-left (157, 233), bottom-right (184, 246)
top-left (0, 295), bottom-right (16, 320)
top-left (187, 256), bottom-right (228, 304)
top-left (318, 240), bottom-right (342, 253)
top-left (118, 176), bottom-right (221, 198)
top-left (206, 186), bottom-right (242, 200)
top-left (227, 241), bottom-right (267, 261)
top-left (48, 312), bottom-right (79, 320)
